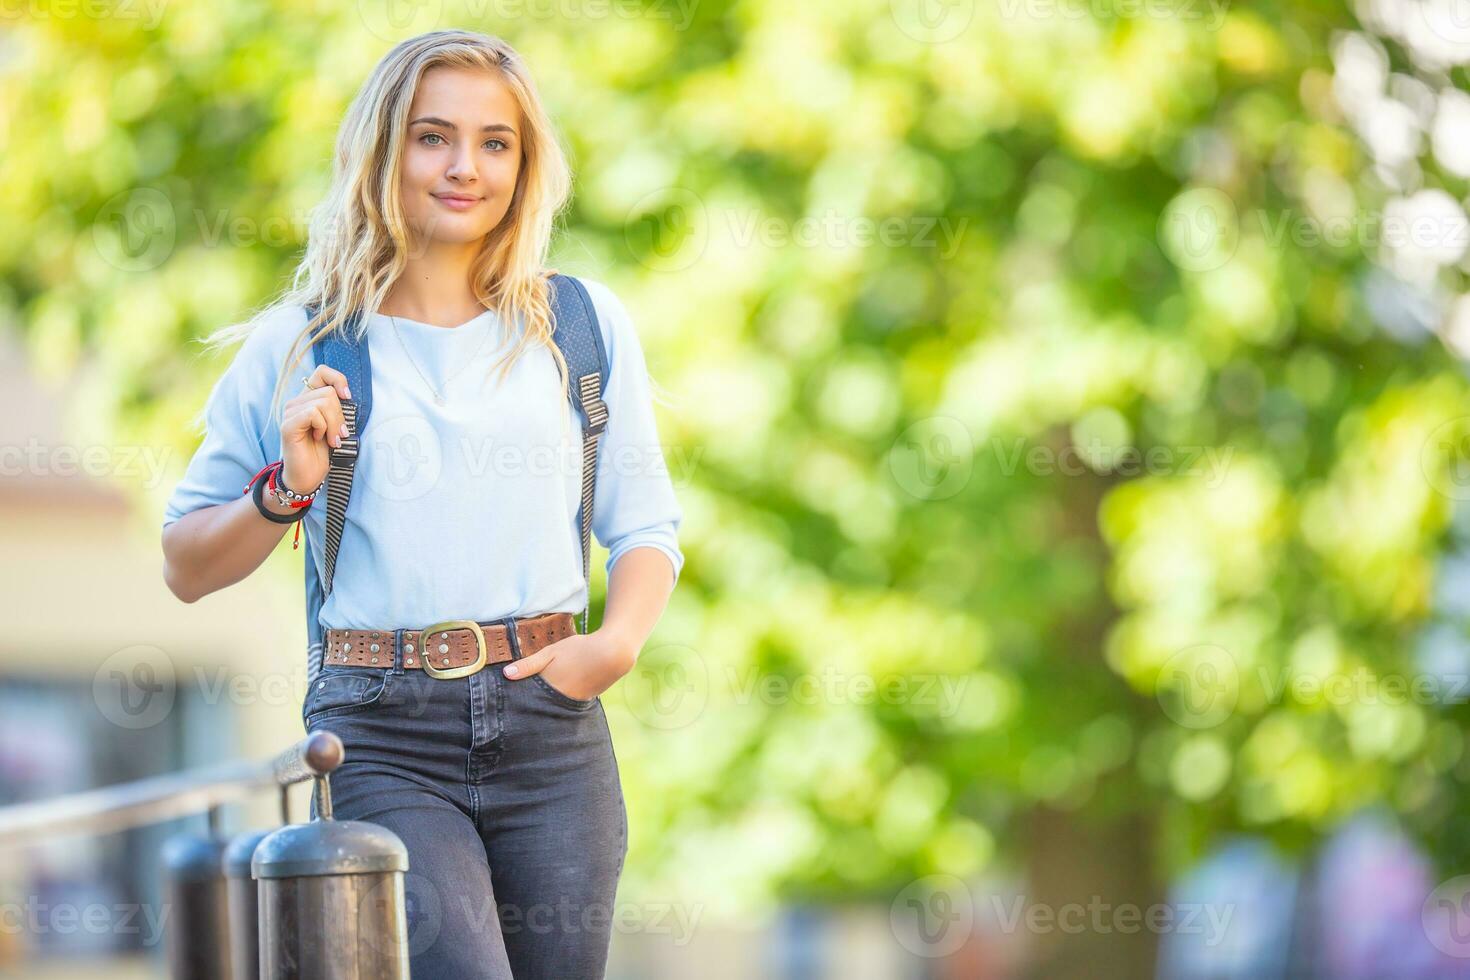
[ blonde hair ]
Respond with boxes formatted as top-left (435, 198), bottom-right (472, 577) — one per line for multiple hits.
top-left (204, 29), bottom-right (574, 428)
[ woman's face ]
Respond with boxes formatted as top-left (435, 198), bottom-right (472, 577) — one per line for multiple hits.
top-left (397, 66), bottom-right (523, 247)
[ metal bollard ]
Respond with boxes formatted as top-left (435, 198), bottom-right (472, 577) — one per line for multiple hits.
top-left (223, 828), bottom-right (276, 980)
top-left (252, 771), bottom-right (409, 979)
top-left (161, 831), bottom-right (233, 980)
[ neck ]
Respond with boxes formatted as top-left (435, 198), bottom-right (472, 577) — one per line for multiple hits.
top-left (380, 239), bottom-right (487, 328)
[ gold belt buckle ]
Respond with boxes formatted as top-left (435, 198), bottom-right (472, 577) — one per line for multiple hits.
top-left (417, 620), bottom-right (487, 679)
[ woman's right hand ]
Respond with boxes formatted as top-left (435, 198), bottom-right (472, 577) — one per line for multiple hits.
top-left (279, 365), bottom-right (353, 495)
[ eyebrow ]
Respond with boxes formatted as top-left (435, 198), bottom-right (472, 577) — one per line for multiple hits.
top-left (408, 116), bottom-right (517, 135)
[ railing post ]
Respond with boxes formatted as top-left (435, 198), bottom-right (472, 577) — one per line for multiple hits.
top-left (252, 746), bottom-right (410, 978)
top-left (0, 731), bottom-right (379, 977)
top-left (223, 827), bottom-right (276, 980)
top-left (161, 817), bottom-right (232, 980)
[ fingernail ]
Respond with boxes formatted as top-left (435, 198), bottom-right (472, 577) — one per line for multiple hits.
top-left (503, 665), bottom-right (517, 677)
top-left (344, 387), bottom-right (352, 399)
top-left (340, 423), bottom-right (349, 437)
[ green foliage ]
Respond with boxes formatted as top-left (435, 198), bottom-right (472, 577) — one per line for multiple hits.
top-left (6, 0), bottom-right (1470, 920)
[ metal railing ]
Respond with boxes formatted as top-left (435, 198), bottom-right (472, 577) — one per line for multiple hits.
top-left (0, 731), bottom-right (411, 979)
top-left (0, 731), bottom-right (340, 845)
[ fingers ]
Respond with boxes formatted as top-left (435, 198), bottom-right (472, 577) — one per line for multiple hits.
top-left (503, 647), bottom-right (554, 679)
top-left (302, 403), bottom-right (329, 446)
top-left (284, 401), bottom-right (345, 448)
top-left (306, 365), bottom-right (352, 402)
top-left (285, 383), bottom-right (348, 445)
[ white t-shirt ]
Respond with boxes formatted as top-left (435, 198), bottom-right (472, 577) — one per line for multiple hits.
top-left (163, 278), bottom-right (684, 632)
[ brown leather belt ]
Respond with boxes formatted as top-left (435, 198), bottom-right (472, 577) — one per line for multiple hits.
top-left (322, 612), bottom-right (576, 679)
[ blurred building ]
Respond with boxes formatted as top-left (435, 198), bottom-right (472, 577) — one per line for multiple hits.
top-left (0, 333), bottom-right (303, 978)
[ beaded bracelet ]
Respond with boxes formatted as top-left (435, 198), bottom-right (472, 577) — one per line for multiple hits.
top-left (244, 461), bottom-right (321, 550)
top-left (266, 463), bottom-right (322, 508)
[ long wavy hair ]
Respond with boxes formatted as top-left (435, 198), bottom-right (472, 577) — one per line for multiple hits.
top-left (203, 29), bottom-right (574, 430)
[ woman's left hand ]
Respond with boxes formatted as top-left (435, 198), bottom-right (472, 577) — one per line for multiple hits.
top-left (501, 628), bottom-right (636, 702)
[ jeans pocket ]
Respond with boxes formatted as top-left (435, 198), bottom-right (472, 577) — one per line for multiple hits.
top-left (303, 667), bottom-right (391, 726)
top-left (530, 673), bottom-right (598, 710)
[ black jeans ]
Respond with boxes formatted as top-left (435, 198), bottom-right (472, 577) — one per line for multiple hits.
top-left (303, 624), bottom-right (628, 978)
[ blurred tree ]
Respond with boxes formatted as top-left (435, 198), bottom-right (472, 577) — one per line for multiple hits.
top-left (4, 0), bottom-right (1469, 974)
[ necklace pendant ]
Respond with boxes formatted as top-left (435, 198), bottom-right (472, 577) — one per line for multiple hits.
top-left (433, 391), bottom-right (446, 406)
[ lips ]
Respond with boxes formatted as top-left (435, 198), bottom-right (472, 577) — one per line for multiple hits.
top-left (432, 193), bottom-right (483, 210)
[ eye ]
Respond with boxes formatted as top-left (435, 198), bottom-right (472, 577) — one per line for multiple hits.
top-left (484, 138), bottom-right (509, 151)
top-left (419, 133), bottom-right (446, 146)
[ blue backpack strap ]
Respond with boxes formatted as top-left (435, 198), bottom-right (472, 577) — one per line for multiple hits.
top-left (304, 305), bottom-right (371, 599)
top-left (548, 274), bottom-right (610, 634)
top-left (298, 282), bottom-right (604, 667)
top-left (301, 303), bottom-right (368, 690)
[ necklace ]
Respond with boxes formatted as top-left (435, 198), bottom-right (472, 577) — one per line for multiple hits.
top-left (388, 312), bottom-right (494, 406)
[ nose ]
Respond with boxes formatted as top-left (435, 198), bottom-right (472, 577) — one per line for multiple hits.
top-left (445, 141), bottom-right (478, 184)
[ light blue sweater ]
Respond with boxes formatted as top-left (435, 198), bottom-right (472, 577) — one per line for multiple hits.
top-left (163, 279), bottom-right (684, 636)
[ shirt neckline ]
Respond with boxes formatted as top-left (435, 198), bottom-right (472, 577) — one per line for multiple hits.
top-left (367, 308), bottom-right (497, 333)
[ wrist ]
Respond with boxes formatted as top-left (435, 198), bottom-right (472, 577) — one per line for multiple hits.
top-left (268, 463), bottom-right (320, 510)
top-left (244, 460), bottom-right (315, 526)
top-left (594, 625), bottom-right (640, 672)
top-left (260, 491), bottom-right (299, 517)
top-left (278, 465), bottom-right (313, 496)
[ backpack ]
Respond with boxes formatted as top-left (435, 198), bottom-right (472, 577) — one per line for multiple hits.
top-left (300, 274), bottom-right (610, 683)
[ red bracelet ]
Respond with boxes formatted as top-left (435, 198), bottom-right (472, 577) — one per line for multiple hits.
top-left (244, 460), bottom-right (276, 496)
top-left (266, 465), bottom-right (315, 508)
top-left (243, 461), bottom-right (313, 550)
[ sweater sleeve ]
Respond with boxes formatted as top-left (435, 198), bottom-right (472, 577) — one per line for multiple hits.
top-left (162, 305), bottom-right (304, 529)
top-left (580, 279), bottom-right (685, 587)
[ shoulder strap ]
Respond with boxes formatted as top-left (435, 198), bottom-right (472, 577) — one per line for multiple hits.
top-left (548, 274), bottom-right (610, 634)
top-left (304, 306), bottom-right (370, 598)
top-left (301, 279), bottom-right (610, 635)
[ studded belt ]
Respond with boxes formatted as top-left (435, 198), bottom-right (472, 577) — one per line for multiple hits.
top-left (322, 612), bottom-right (576, 680)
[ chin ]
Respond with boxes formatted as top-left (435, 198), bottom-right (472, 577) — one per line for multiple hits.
top-left (411, 219), bottom-right (498, 246)
top-left (437, 229), bottom-right (497, 245)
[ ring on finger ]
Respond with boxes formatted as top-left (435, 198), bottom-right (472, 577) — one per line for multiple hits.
top-left (301, 375), bottom-right (315, 391)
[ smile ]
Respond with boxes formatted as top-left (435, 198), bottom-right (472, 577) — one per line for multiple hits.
top-left (432, 193), bottom-right (483, 210)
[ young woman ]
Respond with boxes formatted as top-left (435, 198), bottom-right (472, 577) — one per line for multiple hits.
top-left (160, 30), bottom-right (682, 978)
